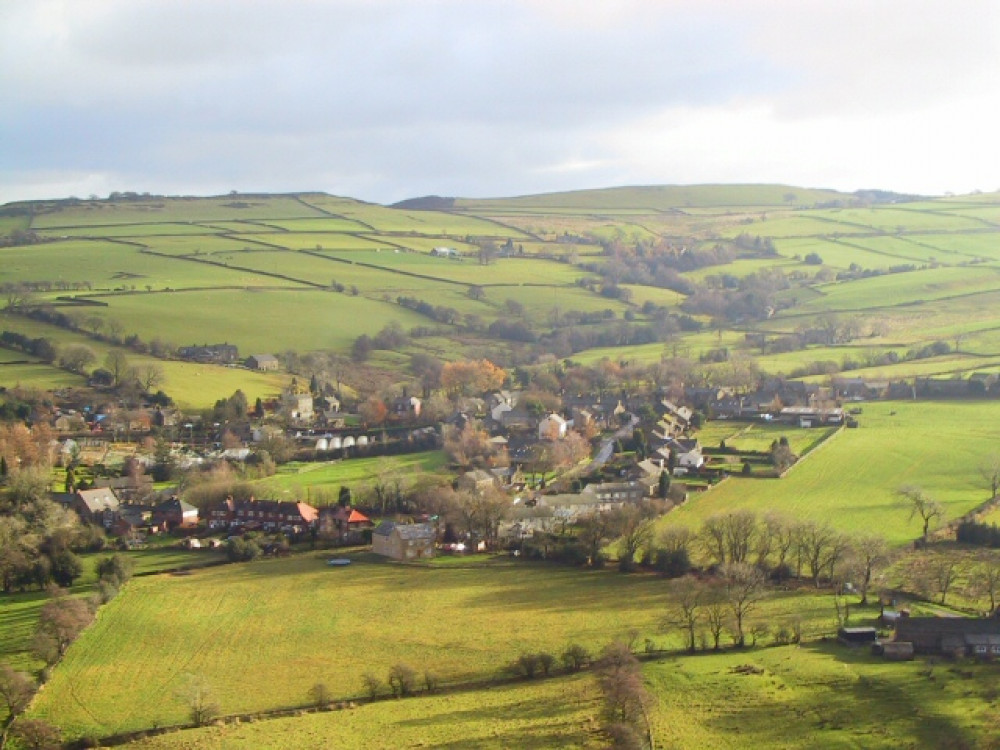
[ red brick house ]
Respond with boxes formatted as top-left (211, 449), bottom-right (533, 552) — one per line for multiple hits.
top-left (152, 497), bottom-right (199, 530)
top-left (206, 497), bottom-right (318, 534)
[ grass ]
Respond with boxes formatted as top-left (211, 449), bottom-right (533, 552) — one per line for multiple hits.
top-left (665, 400), bottom-right (1000, 544)
top-left (29, 554), bottom-right (844, 739)
top-left (254, 451), bottom-right (450, 499)
top-left (645, 643), bottom-right (997, 749)
top-left (74, 288), bottom-right (434, 355)
top-left (124, 673), bottom-right (604, 749)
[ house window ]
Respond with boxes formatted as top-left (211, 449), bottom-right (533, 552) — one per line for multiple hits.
top-left (976, 645), bottom-right (988, 654)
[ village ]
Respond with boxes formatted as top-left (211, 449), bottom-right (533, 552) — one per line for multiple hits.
top-left (15, 342), bottom-right (875, 566)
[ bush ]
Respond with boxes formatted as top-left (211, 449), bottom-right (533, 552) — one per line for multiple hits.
top-left (537, 652), bottom-right (555, 676)
top-left (96, 554), bottom-right (134, 588)
top-left (361, 671), bottom-right (382, 699)
top-left (514, 653), bottom-right (540, 679)
top-left (653, 548), bottom-right (690, 578)
top-left (308, 682), bottom-right (332, 710)
top-left (227, 538), bottom-right (262, 562)
top-left (562, 643), bottom-right (590, 672)
top-left (388, 663), bottom-right (417, 697)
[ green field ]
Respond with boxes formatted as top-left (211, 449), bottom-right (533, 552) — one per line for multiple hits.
top-left (664, 400), bottom-right (1000, 544)
top-left (5, 188), bottom-right (1000, 405)
top-left (29, 554), bottom-right (847, 740)
top-left (126, 674), bottom-right (603, 749)
top-left (254, 451), bottom-right (449, 499)
top-left (123, 642), bottom-right (1000, 750)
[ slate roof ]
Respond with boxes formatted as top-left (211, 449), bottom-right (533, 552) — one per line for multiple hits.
top-left (373, 521), bottom-right (435, 540)
top-left (77, 488), bottom-right (119, 513)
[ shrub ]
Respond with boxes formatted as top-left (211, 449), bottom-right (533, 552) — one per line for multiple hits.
top-left (361, 671), bottom-right (382, 699)
top-left (514, 652), bottom-right (540, 679)
top-left (562, 643), bottom-right (590, 672)
top-left (537, 652), bottom-right (555, 676)
top-left (388, 663), bottom-right (417, 697)
top-left (308, 682), bottom-right (332, 710)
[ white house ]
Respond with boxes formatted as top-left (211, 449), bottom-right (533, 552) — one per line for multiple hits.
top-left (538, 413), bottom-right (568, 441)
top-left (663, 438), bottom-right (704, 471)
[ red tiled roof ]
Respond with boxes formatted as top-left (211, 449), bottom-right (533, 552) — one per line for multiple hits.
top-left (347, 509), bottom-right (370, 524)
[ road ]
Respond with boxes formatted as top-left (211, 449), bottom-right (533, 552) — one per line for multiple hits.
top-left (585, 413), bottom-right (639, 474)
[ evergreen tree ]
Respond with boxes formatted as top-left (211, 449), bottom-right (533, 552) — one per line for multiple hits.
top-left (657, 470), bottom-right (670, 499)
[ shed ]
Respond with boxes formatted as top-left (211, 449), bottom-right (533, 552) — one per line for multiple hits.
top-left (876, 641), bottom-right (914, 661)
top-left (837, 627), bottom-right (877, 646)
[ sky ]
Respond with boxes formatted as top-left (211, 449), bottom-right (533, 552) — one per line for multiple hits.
top-left (2, 0), bottom-right (999, 204)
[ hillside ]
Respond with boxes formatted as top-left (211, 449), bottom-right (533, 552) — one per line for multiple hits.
top-left (3, 185), bottom-right (1000, 410)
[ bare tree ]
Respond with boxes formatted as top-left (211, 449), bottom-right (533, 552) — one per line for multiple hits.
top-left (0, 664), bottom-right (35, 750)
top-left (180, 674), bottom-right (219, 727)
top-left (980, 455), bottom-right (1000, 500)
top-left (700, 514), bottom-right (728, 566)
top-left (722, 509), bottom-right (757, 564)
top-left (32, 590), bottom-right (93, 666)
top-left (723, 562), bottom-right (766, 647)
top-left (10, 718), bottom-right (60, 750)
top-left (454, 488), bottom-right (510, 551)
top-left (967, 557), bottom-right (1000, 615)
top-left (104, 350), bottom-right (130, 387)
top-left (616, 506), bottom-right (655, 572)
top-left (666, 575), bottom-right (705, 653)
top-left (135, 363), bottom-right (165, 392)
top-left (704, 592), bottom-right (727, 651)
top-left (595, 642), bottom-right (649, 729)
top-left (769, 514), bottom-right (797, 578)
top-left (561, 643), bottom-right (590, 672)
top-left (57, 344), bottom-right (97, 375)
top-left (308, 682), bottom-right (332, 710)
top-left (898, 485), bottom-right (944, 542)
top-left (930, 558), bottom-right (960, 606)
top-left (851, 536), bottom-right (888, 605)
top-left (577, 511), bottom-right (620, 567)
top-left (799, 521), bottom-right (848, 587)
top-left (361, 671), bottom-right (382, 699)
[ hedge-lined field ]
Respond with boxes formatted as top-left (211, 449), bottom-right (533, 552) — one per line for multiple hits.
top-left (663, 400), bottom-right (1000, 544)
top-left (30, 554), bottom-right (847, 739)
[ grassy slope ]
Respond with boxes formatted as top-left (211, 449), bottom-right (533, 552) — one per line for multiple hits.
top-left (253, 451), bottom-right (449, 499)
top-left (31, 555), bottom-right (843, 739)
top-left (125, 675), bottom-right (604, 750)
top-left (664, 400), bottom-right (1000, 544)
top-left (75, 635), bottom-right (1000, 750)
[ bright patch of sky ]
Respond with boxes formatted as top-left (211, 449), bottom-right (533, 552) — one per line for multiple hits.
top-left (1, 0), bottom-right (998, 203)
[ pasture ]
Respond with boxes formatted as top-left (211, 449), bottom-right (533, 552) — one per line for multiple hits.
top-left (29, 554), bottom-right (844, 739)
top-left (125, 674), bottom-right (603, 750)
top-left (663, 400), bottom-right (1000, 545)
top-left (254, 451), bottom-right (449, 499)
top-left (113, 643), bottom-right (1000, 749)
top-left (6, 188), bottom-right (1000, 407)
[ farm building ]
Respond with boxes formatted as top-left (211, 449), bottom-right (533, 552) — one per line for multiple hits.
top-left (73, 488), bottom-right (121, 529)
top-left (778, 406), bottom-right (844, 428)
top-left (246, 353), bottom-right (280, 371)
top-left (371, 521), bottom-right (435, 561)
top-left (837, 627), bottom-right (877, 646)
top-left (178, 343), bottom-right (239, 364)
top-left (894, 617), bottom-right (1000, 658)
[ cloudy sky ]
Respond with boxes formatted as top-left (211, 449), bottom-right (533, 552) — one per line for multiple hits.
top-left (2, 0), bottom-right (998, 204)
